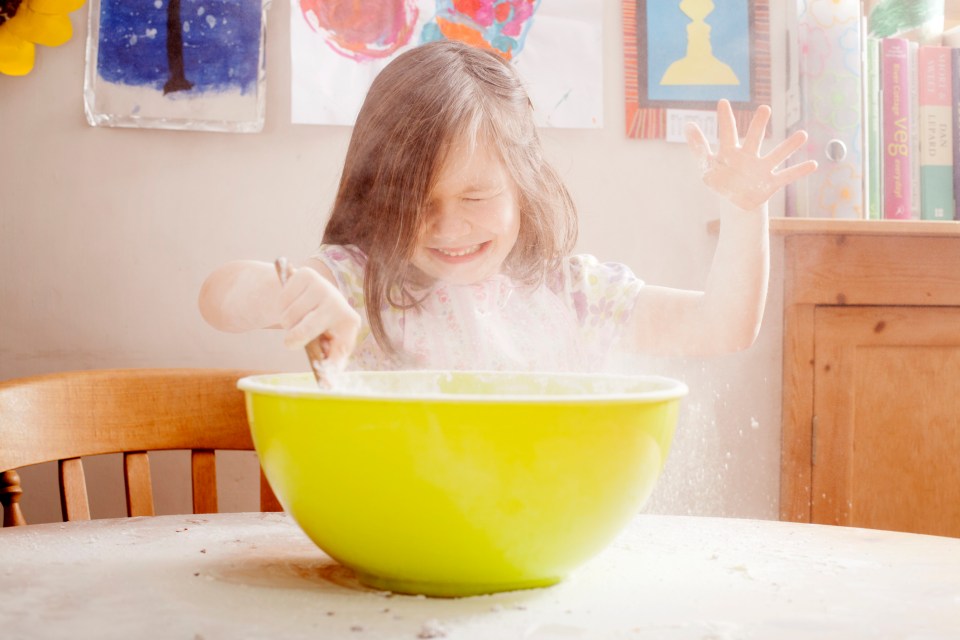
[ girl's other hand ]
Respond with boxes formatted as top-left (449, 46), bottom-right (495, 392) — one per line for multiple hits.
top-left (276, 265), bottom-right (361, 371)
top-left (685, 99), bottom-right (818, 211)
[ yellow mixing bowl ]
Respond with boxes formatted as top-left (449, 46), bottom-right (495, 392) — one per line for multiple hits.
top-left (239, 370), bottom-right (687, 597)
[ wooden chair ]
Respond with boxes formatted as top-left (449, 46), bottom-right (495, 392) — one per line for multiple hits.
top-left (0, 368), bottom-right (282, 527)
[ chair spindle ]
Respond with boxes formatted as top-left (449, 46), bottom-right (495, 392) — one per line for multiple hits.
top-left (191, 449), bottom-right (218, 514)
top-left (124, 452), bottom-right (155, 517)
top-left (59, 458), bottom-right (91, 521)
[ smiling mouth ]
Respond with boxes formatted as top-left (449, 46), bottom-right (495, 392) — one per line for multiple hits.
top-left (432, 242), bottom-right (487, 258)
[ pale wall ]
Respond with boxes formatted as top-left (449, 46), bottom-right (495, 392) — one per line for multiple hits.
top-left (0, 2), bottom-right (790, 523)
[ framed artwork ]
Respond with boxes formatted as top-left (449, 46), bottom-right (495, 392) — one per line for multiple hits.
top-left (290, 0), bottom-right (603, 129)
top-left (84, 0), bottom-right (268, 132)
top-left (622, 0), bottom-right (770, 139)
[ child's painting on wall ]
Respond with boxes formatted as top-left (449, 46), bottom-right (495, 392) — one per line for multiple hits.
top-left (84, 0), bottom-right (267, 132)
top-left (291, 0), bottom-right (602, 128)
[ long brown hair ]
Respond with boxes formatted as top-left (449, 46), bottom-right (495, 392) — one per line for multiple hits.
top-left (323, 40), bottom-right (577, 355)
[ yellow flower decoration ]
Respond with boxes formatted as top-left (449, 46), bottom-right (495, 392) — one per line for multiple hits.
top-left (0, 0), bottom-right (85, 76)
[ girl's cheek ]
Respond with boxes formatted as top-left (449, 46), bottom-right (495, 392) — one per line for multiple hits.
top-left (476, 199), bottom-right (518, 230)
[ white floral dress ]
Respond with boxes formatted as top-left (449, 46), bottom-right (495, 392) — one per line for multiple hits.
top-left (315, 244), bottom-right (644, 372)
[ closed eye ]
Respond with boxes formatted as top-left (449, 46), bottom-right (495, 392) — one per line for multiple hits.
top-left (462, 190), bottom-right (502, 203)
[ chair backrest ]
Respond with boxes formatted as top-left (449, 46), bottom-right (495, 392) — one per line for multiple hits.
top-left (0, 368), bottom-right (281, 526)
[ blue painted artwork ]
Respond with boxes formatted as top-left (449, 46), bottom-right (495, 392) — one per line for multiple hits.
top-left (645, 0), bottom-right (751, 103)
top-left (96, 0), bottom-right (262, 95)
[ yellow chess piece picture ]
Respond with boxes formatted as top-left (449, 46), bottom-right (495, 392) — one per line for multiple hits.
top-left (660, 0), bottom-right (739, 86)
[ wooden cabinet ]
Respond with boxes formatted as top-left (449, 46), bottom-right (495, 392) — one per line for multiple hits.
top-left (779, 221), bottom-right (960, 537)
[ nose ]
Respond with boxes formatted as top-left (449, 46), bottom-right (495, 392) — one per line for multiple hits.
top-left (427, 202), bottom-right (472, 240)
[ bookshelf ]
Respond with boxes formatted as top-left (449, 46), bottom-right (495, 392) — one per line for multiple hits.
top-left (787, 1), bottom-right (960, 222)
top-left (772, 0), bottom-right (960, 536)
top-left (769, 216), bottom-right (960, 235)
top-left (708, 215), bottom-right (960, 236)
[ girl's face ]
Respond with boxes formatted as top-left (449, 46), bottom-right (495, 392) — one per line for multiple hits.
top-left (412, 137), bottom-right (521, 285)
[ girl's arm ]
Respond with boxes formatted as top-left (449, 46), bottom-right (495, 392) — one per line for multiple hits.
top-left (198, 259), bottom-right (360, 368)
top-left (626, 100), bottom-right (817, 357)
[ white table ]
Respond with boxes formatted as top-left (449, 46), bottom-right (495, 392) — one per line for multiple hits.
top-left (1, 512), bottom-right (958, 639)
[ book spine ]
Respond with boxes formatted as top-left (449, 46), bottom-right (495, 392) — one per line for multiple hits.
top-left (953, 47), bottom-right (960, 220)
top-left (909, 42), bottom-right (921, 218)
top-left (865, 37), bottom-right (883, 219)
top-left (918, 46), bottom-right (955, 220)
top-left (881, 38), bottom-right (913, 220)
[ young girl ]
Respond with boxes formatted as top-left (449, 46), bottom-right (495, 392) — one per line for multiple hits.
top-left (199, 40), bottom-right (816, 373)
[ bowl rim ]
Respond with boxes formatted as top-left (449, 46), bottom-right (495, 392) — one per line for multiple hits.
top-left (237, 370), bottom-right (689, 404)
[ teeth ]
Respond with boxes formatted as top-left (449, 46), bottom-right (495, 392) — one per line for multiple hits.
top-left (436, 244), bottom-right (481, 257)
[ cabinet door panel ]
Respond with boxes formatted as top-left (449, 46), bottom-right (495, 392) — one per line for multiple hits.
top-left (813, 306), bottom-right (960, 537)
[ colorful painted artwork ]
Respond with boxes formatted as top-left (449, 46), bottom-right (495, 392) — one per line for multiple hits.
top-left (298, 0), bottom-right (419, 61)
top-left (84, 0), bottom-right (267, 132)
top-left (291, 0), bottom-right (602, 128)
top-left (419, 0), bottom-right (538, 60)
top-left (622, 0), bottom-right (770, 139)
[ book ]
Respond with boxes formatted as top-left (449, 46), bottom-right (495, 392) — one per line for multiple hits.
top-left (939, 26), bottom-right (960, 220)
top-left (881, 37), bottom-right (913, 219)
top-left (864, 36), bottom-right (883, 219)
top-left (917, 45), bottom-right (955, 220)
top-left (909, 41), bottom-right (921, 218)
top-left (864, 37), bottom-right (883, 220)
top-left (953, 47), bottom-right (960, 220)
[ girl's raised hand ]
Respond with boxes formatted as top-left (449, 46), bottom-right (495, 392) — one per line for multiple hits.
top-left (685, 99), bottom-right (818, 211)
top-left (276, 265), bottom-right (361, 372)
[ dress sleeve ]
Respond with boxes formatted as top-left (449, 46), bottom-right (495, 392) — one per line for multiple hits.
top-left (312, 244), bottom-right (406, 371)
top-left (561, 254), bottom-right (644, 354)
top-left (311, 244), bottom-right (372, 351)
top-left (312, 244), bottom-right (367, 313)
